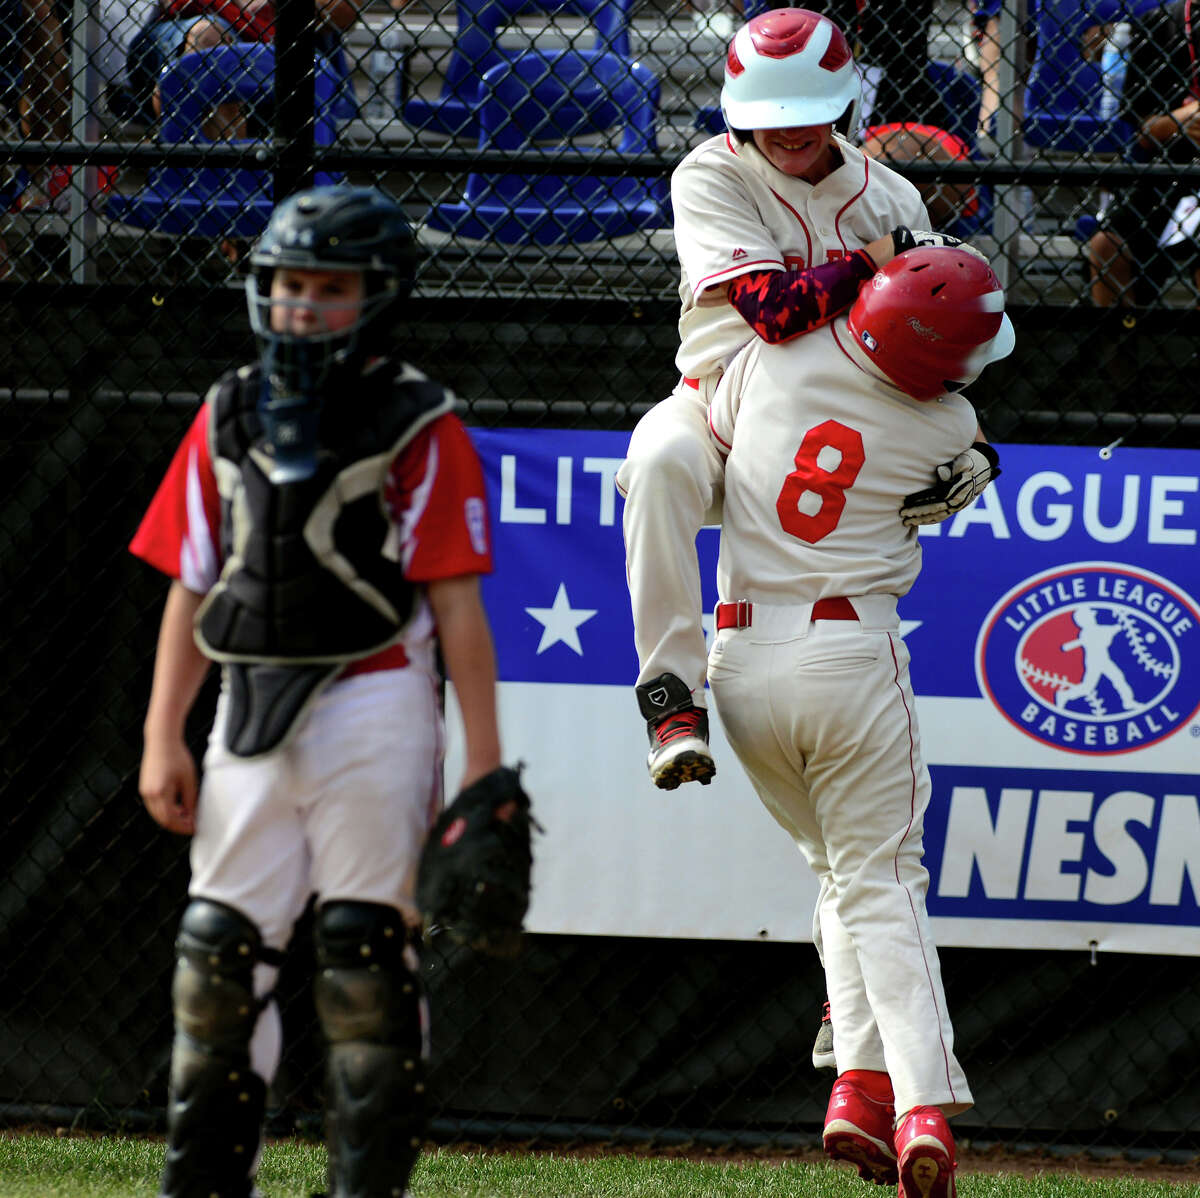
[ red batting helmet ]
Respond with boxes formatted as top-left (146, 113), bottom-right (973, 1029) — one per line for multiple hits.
top-left (720, 8), bottom-right (861, 134)
top-left (847, 246), bottom-right (1016, 401)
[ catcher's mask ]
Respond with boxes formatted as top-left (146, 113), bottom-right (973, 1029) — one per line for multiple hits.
top-left (847, 246), bottom-right (1016, 401)
top-left (720, 8), bottom-right (861, 141)
top-left (246, 185), bottom-right (418, 480)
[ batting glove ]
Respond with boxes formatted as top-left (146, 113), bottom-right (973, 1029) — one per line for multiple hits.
top-left (900, 442), bottom-right (1001, 527)
top-left (890, 227), bottom-right (989, 264)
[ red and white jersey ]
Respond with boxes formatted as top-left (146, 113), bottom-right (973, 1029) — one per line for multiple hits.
top-left (707, 315), bottom-right (977, 604)
top-left (671, 132), bottom-right (929, 381)
top-left (130, 401), bottom-right (493, 667)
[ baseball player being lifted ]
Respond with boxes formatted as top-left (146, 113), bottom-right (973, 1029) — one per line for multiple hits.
top-left (617, 7), bottom-right (981, 792)
top-left (131, 186), bottom-right (502, 1198)
top-left (705, 245), bottom-right (1013, 1197)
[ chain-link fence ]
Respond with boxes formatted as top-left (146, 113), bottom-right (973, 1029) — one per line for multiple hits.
top-left (1, 0), bottom-right (1198, 1163)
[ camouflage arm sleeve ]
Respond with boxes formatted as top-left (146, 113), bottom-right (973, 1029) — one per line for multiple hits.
top-left (726, 249), bottom-right (877, 344)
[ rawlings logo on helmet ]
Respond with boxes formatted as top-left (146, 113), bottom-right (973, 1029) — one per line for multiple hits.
top-left (906, 316), bottom-right (944, 340)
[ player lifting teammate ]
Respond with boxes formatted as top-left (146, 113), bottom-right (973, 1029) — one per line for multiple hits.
top-left (132, 185), bottom-right (502, 1198)
top-left (616, 7), bottom-right (986, 793)
top-left (706, 245), bottom-right (1015, 1198)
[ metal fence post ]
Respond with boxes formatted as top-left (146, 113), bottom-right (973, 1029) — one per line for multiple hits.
top-left (67, 0), bottom-right (99, 284)
top-left (274, 0), bottom-right (316, 201)
top-left (991, 0), bottom-right (1027, 291)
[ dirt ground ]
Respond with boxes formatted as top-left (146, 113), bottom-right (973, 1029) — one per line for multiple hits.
top-left (473, 1139), bottom-right (1200, 1186)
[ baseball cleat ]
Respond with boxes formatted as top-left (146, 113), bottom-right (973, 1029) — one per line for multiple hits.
top-left (635, 672), bottom-right (716, 789)
top-left (895, 1105), bottom-right (957, 1198)
top-left (812, 999), bottom-right (836, 1070)
top-left (823, 1072), bottom-right (898, 1186)
top-left (647, 707), bottom-right (716, 789)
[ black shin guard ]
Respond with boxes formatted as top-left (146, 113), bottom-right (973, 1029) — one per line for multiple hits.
top-left (313, 901), bottom-right (428, 1198)
top-left (159, 899), bottom-right (272, 1198)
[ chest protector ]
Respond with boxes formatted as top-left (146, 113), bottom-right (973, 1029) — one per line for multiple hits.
top-left (195, 359), bottom-right (454, 758)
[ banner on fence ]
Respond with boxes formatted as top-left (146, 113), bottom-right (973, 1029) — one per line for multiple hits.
top-left (442, 430), bottom-right (1200, 956)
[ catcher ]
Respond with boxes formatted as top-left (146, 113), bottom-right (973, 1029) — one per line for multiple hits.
top-left (132, 184), bottom-right (531, 1198)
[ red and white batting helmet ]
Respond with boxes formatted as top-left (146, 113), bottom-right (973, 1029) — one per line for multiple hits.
top-left (847, 246), bottom-right (1016, 401)
top-left (720, 8), bottom-right (861, 134)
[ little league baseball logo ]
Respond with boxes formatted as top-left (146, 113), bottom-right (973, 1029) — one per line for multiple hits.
top-left (976, 562), bottom-right (1200, 755)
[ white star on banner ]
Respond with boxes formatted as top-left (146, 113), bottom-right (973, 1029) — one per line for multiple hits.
top-left (526, 583), bottom-right (598, 656)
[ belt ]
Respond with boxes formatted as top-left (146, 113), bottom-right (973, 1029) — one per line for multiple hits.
top-left (683, 376), bottom-right (700, 389)
top-left (337, 642), bottom-right (410, 679)
top-left (715, 596), bottom-right (858, 630)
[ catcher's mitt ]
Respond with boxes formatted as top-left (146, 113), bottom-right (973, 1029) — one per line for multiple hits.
top-left (416, 764), bottom-right (538, 957)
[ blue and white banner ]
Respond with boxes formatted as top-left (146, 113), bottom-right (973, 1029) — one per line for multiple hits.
top-left (444, 431), bottom-right (1200, 956)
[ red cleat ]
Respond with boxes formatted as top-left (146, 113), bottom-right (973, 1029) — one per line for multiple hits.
top-left (895, 1105), bottom-right (957, 1198)
top-left (823, 1072), bottom-right (898, 1186)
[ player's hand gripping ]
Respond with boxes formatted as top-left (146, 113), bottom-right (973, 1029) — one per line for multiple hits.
top-left (139, 735), bottom-right (199, 835)
top-left (890, 227), bottom-right (989, 264)
top-left (900, 442), bottom-right (1001, 527)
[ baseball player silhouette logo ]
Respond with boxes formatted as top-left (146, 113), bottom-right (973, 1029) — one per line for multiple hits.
top-left (977, 563), bottom-right (1200, 754)
top-left (1053, 606), bottom-right (1139, 712)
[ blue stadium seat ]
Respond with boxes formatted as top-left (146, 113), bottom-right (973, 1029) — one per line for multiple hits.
top-left (1022, 0), bottom-right (1169, 153)
top-left (425, 49), bottom-right (668, 243)
top-left (402, 0), bottom-right (633, 140)
top-left (925, 60), bottom-right (982, 149)
top-left (104, 43), bottom-right (343, 239)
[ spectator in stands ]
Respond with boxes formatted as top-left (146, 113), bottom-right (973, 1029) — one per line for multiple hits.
top-left (1086, 0), bottom-right (1200, 309)
top-left (859, 121), bottom-right (981, 234)
top-left (8, 0), bottom-right (70, 211)
top-left (120, 0), bottom-right (360, 128)
top-left (151, 17), bottom-right (252, 263)
top-left (968, 0), bottom-right (1038, 153)
top-left (152, 16), bottom-right (249, 140)
top-left (856, 0), bottom-right (952, 132)
top-left (157, 0), bottom-right (362, 46)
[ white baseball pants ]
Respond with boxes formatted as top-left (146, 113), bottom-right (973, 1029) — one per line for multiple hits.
top-left (708, 600), bottom-right (972, 1117)
top-left (188, 659), bottom-right (443, 1086)
top-left (616, 378), bottom-right (723, 698)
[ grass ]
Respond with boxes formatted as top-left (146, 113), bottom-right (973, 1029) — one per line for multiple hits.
top-left (0, 1135), bottom-right (1198, 1197)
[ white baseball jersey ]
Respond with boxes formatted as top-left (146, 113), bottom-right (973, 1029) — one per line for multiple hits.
top-left (671, 132), bottom-right (929, 381)
top-left (707, 315), bottom-right (978, 606)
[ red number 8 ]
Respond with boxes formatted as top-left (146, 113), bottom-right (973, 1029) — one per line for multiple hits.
top-left (774, 420), bottom-right (865, 544)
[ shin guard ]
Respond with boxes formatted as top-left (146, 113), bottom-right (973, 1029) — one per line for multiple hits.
top-left (314, 901), bottom-right (428, 1198)
top-left (159, 899), bottom-right (275, 1198)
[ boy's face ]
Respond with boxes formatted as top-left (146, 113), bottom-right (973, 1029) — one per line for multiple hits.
top-left (269, 267), bottom-right (364, 336)
top-left (752, 123), bottom-right (835, 182)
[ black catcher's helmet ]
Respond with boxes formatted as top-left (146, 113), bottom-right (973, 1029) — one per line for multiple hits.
top-left (250, 184), bottom-right (417, 291)
top-left (247, 185), bottom-right (417, 367)
top-left (245, 186), bottom-right (418, 480)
